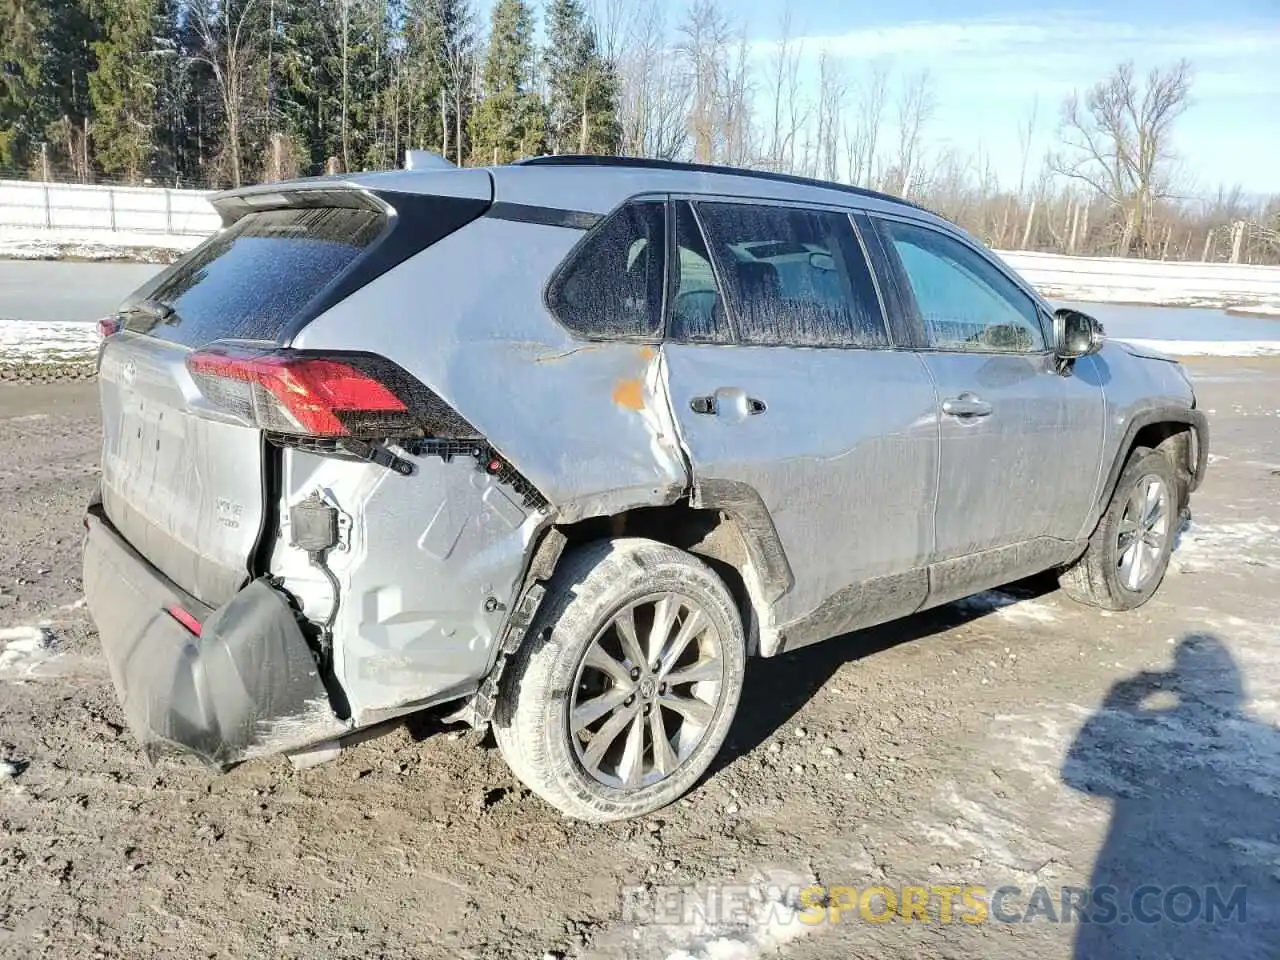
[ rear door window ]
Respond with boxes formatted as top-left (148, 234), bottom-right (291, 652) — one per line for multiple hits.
top-left (669, 201), bottom-right (731, 344)
top-left (547, 200), bottom-right (666, 340)
top-left (693, 202), bottom-right (888, 347)
top-left (129, 206), bottom-right (386, 348)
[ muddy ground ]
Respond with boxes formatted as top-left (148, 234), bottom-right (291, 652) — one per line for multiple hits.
top-left (0, 361), bottom-right (1277, 960)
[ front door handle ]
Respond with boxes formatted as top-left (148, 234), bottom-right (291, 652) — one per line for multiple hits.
top-left (942, 394), bottom-right (993, 419)
top-left (690, 395), bottom-right (717, 415)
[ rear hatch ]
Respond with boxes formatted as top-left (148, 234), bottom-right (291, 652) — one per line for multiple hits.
top-left (97, 176), bottom-right (492, 606)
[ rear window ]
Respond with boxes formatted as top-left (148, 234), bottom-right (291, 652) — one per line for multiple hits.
top-left (125, 206), bottom-right (385, 347)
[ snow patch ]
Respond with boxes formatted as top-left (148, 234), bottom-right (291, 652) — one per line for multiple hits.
top-left (0, 319), bottom-right (98, 365)
top-left (1112, 337), bottom-right (1280, 357)
top-left (1173, 519), bottom-right (1280, 573)
top-left (952, 591), bottom-right (1060, 624)
top-left (585, 868), bottom-right (817, 960)
top-left (0, 225), bottom-right (200, 263)
top-left (0, 626), bottom-right (61, 677)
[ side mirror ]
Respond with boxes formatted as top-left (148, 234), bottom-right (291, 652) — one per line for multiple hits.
top-left (1054, 308), bottom-right (1104, 360)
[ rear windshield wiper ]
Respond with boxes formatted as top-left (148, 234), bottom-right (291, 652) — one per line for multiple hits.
top-left (119, 298), bottom-right (181, 331)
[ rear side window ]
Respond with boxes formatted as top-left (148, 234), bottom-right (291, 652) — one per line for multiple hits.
top-left (694, 202), bottom-right (887, 347)
top-left (129, 206), bottom-right (386, 347)
top-left (548, 200), bottom-right (665, 340)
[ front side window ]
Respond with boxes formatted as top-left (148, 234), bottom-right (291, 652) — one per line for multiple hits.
top-left (876, 218), bottom-right (1046, 353)
top-left (693, 202), bottom-right (887, 347)
top-left (548, 200), bottom-right (665, 340)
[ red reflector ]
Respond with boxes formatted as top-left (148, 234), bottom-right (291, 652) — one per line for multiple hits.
top-left (96, 317), bottom-right (121, 339)
top-left (186, 349), bottom-right (408, 437)
top-left (166, 604), bottom-right (203, 636)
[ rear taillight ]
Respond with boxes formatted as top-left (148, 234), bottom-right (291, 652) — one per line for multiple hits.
top-left (97, 317), bottom-right (122, 339)
top-left (185, 345), bottom-right (478, 440)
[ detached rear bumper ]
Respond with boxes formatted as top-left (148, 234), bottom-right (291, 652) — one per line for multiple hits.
top-left (83, 505), bottom-right (347, 766)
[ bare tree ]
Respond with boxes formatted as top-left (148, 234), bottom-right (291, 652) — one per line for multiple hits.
top-left (720, 23), bottom-right (754, 166)
top-left (589, 0), bottom-right (633, 66)
top-left (763, 2), bottom-right (807, 172)
top-left (890, 69), bottom-right (934, 197)
top-left (188, 0), bottom-right (265, 187)
top-left (677, 0), bottom-right (732, 164)
top-left (814, 49), bottom-right (847, 181)
top-left (1016, 95), bottom-right (1039, 201)
top-left (616, 0), bottom-right (688, 158)
top-left (845, 61), bottom-right (889, 188)
top-left (1051, 59), bottom-right (1192, 255)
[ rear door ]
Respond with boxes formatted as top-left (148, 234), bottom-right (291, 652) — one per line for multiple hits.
top-left (662, 199), bottom-right (940, 647)
top-left (98, 178), bottom-right (492, 606)
top-left (866, 215), bottom-right (1105, 580)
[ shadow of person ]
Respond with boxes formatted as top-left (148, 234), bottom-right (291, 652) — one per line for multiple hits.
top-left (1063, 633), bottom-right (1280, 959)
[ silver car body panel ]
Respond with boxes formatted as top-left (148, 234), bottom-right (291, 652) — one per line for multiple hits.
top-left (98, 333), bottom-right (266, 606)
top-left (664, 343), bottom-right (939, 633)
top-left (920, 349), bottom-right (1106, 560)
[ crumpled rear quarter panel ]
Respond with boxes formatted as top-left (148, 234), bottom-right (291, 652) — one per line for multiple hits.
top-left (291, 215), bottom-right (688, 519)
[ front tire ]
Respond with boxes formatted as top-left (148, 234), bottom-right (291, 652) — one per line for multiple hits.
top-left (1059, 447), bottom-right (1179, 611)
top-left (493, 538), bottom-right (746, 822)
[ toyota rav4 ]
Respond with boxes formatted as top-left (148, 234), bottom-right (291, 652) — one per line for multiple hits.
top-left (85, 155), bottom-right (1208, 821)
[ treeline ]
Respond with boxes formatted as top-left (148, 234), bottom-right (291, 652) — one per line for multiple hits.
top-left (2, 0), bottom-right (1277, 263)
top-left (1, 0), bottom-right (616, 186)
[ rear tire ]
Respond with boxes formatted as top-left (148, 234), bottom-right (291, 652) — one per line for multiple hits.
top-left (493, 538), bottom-right (745, 822)
top-left (1059, 447), bottom-right (1179, 611)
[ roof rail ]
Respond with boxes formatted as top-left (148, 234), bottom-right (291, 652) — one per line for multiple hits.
top-left (514, 155), bottom-right (926, 212)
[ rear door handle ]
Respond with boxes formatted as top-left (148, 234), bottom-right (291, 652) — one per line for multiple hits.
top-left (690, 391), bottom-right (767, 418)
top-left (942, 394), bottom-right (993, 418)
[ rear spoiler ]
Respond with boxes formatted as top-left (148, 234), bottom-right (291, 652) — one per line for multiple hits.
top-left (210, 167), bottom-right (492, 228)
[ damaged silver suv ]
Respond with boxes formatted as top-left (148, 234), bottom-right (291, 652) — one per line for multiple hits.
top-left (85, 156), bottom-right (1208, 821)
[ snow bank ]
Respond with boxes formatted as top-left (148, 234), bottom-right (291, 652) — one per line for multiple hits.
top-left (0, 225), bottom-right (202, 263)
top-left (0, 319), bottom-right (98, 360)
top-left (996, 250), bottom-right (1280, 313)
top-left (1111, 338), bottom-right (1280, 357)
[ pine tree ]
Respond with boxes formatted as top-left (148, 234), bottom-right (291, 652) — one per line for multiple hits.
top-left (41, 0), bottom-right (99, 179)
top-left (275, 0), bottom-right (338, 174)
top-left (403, 0), bottom-right (474, 164)
top-left (468, 0), bottom-right (544, 164)
top-left (90, 0), bottom-right (163, 182)
top-left (1, 0), bottom-right (100, 175)
top-left (154, 0), bottom-right (206, 185)
top-left (543, 0), bottom-right (619, 155)
top-left (0, 0), bottom-right (50, 170)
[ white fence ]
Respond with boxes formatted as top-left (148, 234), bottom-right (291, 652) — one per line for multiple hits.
top-left (0, 179), bottom-right (219, 236)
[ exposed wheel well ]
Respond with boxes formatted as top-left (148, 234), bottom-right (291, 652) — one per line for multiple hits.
top-left (1130, 421), bottom-right (1195, 509)
top-left (556, 504), bottom-right (763, 655)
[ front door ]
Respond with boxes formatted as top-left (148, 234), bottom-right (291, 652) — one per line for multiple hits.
top-left (662, 199), bottom-right (940, 649)
top-left (867, 216), bottom-right (1105, 584)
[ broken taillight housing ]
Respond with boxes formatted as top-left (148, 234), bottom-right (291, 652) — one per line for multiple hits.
top-left (185, 345), bottom-right (479, 440)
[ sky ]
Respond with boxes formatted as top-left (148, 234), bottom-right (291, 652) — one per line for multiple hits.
top-left (557, 0), bottom-right (1280, 196)
top-left (726, 0), bottom-right (1280, 195)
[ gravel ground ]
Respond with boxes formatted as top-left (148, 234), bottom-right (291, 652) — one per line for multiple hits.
top-left (0, 361), bottom-right (1277, 960)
